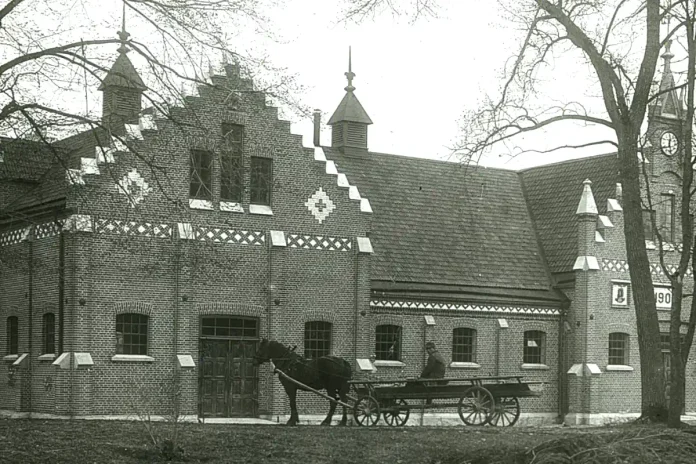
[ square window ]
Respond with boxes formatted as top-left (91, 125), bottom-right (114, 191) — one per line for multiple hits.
top-left (304, 321), bottom-right (332, 359)
top-left (116, 313), bottom-right (149, 355)
top-left (523, 330), bottom-right (545, 364)
top-left (375, 325), bottom-right (401, 361)
top-left (452, 328), bottom-right (476, 363)
top-left (608, 333), bottom-right (629, 365)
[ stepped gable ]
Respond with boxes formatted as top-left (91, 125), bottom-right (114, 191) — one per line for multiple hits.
top-left (326, 148), bottom-right (553, 291)
top-left (520, 153), bottom-right (619, 274)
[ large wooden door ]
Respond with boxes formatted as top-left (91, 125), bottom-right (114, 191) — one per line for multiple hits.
top-left (199, 317), bottom-right (258, 418)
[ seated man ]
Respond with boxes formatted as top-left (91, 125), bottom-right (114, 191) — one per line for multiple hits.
top-left (421, 341), bottom-right (447, 381)
top-left (420, 341), bottom-right (447, 404)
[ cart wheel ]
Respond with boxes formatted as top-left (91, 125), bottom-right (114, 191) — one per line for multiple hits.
top-left (382, 399), bottom-right (410, 426)
top-left (458, 386), bottom-right (494, 426)
top-left (354, 396), bottom-right (381, 426)
top-left (489, 396), bottom-right (520, 427)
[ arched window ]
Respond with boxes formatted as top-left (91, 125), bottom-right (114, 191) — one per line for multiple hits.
top-left (609, 332), bottom-right (630, 365)
top-left (6, 316), bottom-right (18, 355)
top-left (116, 313), bottom-right (149, 355)
top-left (375, 325), bottom-right (401, 361)
top-left (523, 330), bottom-right (546, 364)
top-left (304, 321), bottom-right (332, 359)
top-left (452, 328), bottom-right (476, 363)
top-left (42, 313), bottom-right (56, 354)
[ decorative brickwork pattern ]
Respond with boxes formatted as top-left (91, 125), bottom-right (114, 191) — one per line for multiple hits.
top-left (35, 221), bottom-right (64, 240)
top-left (94, 219), bottom-right (172, 239)
top-left (193, 226), bottom-right (265, 245)
top-left (0, 228), bottom-right (29, 247)
top-left (601, 258), bottom-right (693, 276)
top-left (601, 259), bottom-right (630, 272)
top-left (286, 234), bottom-right (352, 251)
top-left (370, 300), bottom-right (562, 316)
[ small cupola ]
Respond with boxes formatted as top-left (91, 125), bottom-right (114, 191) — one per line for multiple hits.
top-left (99, 6), bottom-right (146, 134)
top-left (328, 47), bottom-right (373, 156)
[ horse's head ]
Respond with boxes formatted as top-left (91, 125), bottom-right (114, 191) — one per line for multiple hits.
top-left (253, 338), bottom-right (271, 366)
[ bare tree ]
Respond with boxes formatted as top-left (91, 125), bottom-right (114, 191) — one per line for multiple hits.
top-left (0, 0), bottom-right (307, 220)
top-left (345, 0), bottom-right (696, 424)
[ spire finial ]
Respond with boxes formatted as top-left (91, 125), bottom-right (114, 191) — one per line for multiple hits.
top-left (117, 1), bottom-right (130, 54)
top-left (662, 39), bottom-right (674, 72)
top-left (344, 46), bottom-right (355, 92)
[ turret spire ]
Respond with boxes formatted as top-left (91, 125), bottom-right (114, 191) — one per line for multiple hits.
top-left (117, 1), bottom-right (130, 54)
top-left (344, 46), bottom-right (355, 92)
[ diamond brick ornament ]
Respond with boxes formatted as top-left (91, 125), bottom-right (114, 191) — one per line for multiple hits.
top-left (305, 188), bottom-right (336, 224)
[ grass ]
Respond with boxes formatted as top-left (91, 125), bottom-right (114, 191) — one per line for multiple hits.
top-left (1, 419), bottom-right (696, 463)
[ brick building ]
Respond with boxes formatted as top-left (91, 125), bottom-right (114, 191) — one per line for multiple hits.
top-left (1, 38), bottom-right (695, 425)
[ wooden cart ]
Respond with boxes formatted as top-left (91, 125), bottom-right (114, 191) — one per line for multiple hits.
top-left (348, 375), bottom-right (542, 427)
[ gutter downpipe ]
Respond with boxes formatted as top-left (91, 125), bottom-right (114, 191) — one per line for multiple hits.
top-left (27, 230), bottom-right (34, 414)
top-left (267, 237), bottom-right (274, 418)
top-left (174, 235), bottom-right (181, 418)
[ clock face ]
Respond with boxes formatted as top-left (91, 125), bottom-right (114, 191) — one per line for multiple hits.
top-left (661, 131), bottom-right (679, 156)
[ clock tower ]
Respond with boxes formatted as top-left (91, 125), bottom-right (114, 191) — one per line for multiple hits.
top-left (644, 39), bottom-right (685, 244)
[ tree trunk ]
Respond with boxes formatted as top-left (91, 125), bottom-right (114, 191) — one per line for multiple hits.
top-left (618, 135), bottom-right (666, 422)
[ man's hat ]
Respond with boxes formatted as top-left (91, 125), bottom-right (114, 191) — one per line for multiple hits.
top-left (425, 341), bottom-right (436, 349)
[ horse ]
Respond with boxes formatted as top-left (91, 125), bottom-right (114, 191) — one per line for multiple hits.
top-left (253, 338), bottom-right (352, 426)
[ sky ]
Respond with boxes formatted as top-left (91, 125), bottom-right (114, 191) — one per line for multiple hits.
top-left (253, 1), bottom-right (620, 170)
top-left (74, 1), bottom-right (653, 171)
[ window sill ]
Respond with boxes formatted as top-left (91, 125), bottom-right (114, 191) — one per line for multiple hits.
top-left (38, 354), bottom-right (56, 361)
top-left (220, 201), bottom-right (244, 213)
top-left (249, 204), bottom-right (273, 216)
top-left (189, 199), bottom-right (213, 210)
top-left (606, 364), bottom-right (634, 372)
top-left (3, 354), bottom-right (19, 362)
top-left (521, 363), bottom-right (549, 371)
top-left (449, 362), bottom-right (480, 369)
top-left (373, 360), bottom-right (405, 368)
top-left (111, 355), bottom-right (154, 363)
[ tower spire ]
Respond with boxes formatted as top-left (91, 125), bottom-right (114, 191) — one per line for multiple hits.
top-left (662, 39), bottom-right (674, 74)
top-left (344, 46), bottom-right (355, 92)
top-left (117, 1), bottom-right (130, 54)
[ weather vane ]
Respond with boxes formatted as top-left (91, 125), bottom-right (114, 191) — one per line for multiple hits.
top-left (344, 46), bottom-right (355, 92)
top-left (117, 1), bottom-right (130, 54)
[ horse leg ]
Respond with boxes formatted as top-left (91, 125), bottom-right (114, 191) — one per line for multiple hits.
top-left (338, 383), bottom-right (349, 426)
top-left (322, 388), bottom-right (338, 426)
top-left (286, 386), bottom-right (299, 426)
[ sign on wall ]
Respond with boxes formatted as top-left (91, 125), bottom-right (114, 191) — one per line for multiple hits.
top-left (611, 282), bottom-right (629, 307)
top-left (655, 286), bottom-right (672, 310)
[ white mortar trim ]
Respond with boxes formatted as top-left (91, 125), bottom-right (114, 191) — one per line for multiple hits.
top-left (249, 204), bottom-right (273, 215)
top-left (189, 199), bottom-right (213, 210)
top-left (449, 362), bottom-right (481, 369)
top-left (606, 364), bottom-right (634, 372)
top-left (111, 355), bottom-right (155, 363)
top-left (521, 363), bottom-right (549, 370)
top-left (373, 360), bottom-right (406, 368)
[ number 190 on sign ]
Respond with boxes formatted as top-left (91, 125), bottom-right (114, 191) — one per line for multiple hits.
top-left (655, 287), bottom-right (672, 309)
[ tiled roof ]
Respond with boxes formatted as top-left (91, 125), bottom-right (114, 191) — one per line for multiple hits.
top-left (327, 91), bottom-right (373, 125)
top-left (98, 53), bottom-right (146, 91)
top-left (0, 137), bottom-right (55, 181)
top-left (326, 148), bottom-right (553, 291)
top-left (520, 154), bottom-right (620, 274)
